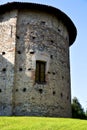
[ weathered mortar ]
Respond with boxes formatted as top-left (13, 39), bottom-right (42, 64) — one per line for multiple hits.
top-left (0, 2), bottom-right (77, 117)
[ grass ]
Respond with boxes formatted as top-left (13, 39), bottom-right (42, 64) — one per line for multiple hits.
top-left (0, 117), bottom-right (87, 130)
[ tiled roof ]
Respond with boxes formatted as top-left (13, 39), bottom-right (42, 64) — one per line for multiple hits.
top-left (0, 2), bottom-right (77, 45)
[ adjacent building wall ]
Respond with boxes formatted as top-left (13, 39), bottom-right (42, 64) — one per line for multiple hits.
top-left (0, 10), bottom-right (17, 115)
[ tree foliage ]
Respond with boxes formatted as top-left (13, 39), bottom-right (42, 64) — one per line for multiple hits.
top-left (72, 97), bottom-right (86, 119)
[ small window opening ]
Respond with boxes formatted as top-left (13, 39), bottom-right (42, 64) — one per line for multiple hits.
top-left (28, 68), bottom-right (31, 71)
top-left (2, 68), bottom-right (6, 72)
top-left (23, 88), bottom-right (26, 92)
top-left (35, 61), bottom-right (46, 83)
top-left (29, 49), bottom-right (34, 54)
top-left (40, 21), bottom-right (46, 25)
top-left (32, 36), bottom-right (36, 40)
top-left (58, 28), bottom-right (61, 32)
top-left (62, 76), bottom-right (64, 80)
top-left (19, 68), bottom-right (23, 71)
top-left (50, 40), bottom-right (54, 43)
top-left (48, 71), bottom-right (50, 74)
top-left (0, 89), bottom-right (2, 92)
top-left (53, 72), bottom-right (55, 75)
top-left (16, 35), bottom-right (20, 39)
top-left (16, 89), bottom-right (18, 92)
top-left (39, 89), bottom-right (43, 94)
top-left (2, 52), bottom-right (5, 55)
top-left (50, 55), bottom-right (53, 59)
top-left (53, 91), bottom-right (56, 95)
top-left (17, 50), bottom-right (21, 54)
top-left (61, 93), bottom-right (63, 98)
top-left (30, 51), bottom-right (34, 54)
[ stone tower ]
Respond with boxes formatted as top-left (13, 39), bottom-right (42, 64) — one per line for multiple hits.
top-left (0, 2), bottom-right (77, 117)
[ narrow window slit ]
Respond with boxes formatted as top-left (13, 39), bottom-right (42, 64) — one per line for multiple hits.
top-left (35, 61), bottom-right (46, 84)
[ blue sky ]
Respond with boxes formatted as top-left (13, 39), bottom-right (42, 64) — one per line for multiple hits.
top-left (0, 0), bottom-right (87, 110)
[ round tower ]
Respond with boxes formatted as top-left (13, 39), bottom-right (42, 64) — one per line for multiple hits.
top-left (0, 2), bottom-right (77, 117)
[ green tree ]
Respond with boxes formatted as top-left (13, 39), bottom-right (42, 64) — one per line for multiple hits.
top-left (72, 97), bottom-right (86, 119)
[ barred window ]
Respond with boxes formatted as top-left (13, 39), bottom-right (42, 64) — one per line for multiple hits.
top-left (35, 61), bottom-right (46, 83)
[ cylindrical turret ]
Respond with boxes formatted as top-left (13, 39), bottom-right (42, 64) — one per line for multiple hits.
top-left (0, 2), bottom-right (77, 117)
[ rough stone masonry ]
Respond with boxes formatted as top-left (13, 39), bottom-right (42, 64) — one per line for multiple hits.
top-left (0, 2), bottom-right (77, 117)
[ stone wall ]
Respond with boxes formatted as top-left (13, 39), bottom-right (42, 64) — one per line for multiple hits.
top-left (0, 9), bottom-right (71, 117)
top-left (13, 10), bottom-right (71, 117)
